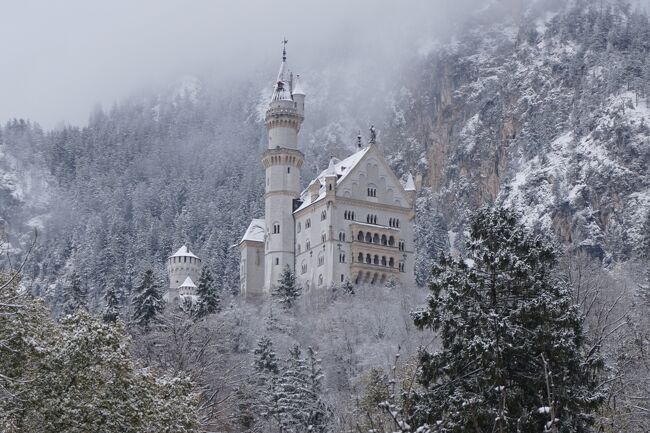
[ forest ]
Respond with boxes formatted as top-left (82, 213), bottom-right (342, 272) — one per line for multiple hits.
top-left (1, 0), bottom-right (650, 432)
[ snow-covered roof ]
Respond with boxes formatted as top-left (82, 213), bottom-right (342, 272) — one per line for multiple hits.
top-left (294, 146), bottom-right (371, 213)
top-left (170, 245), bottom-right (199, 259)
top-left (292, 74), bottom-right (305, 96)
top-left (180, 276), bottom-right (196, 288)
top-left (271, 60), bottom-right (293, 102)
top-left (240, 219), bottom-right (265, 244)
top-left (404, 173), bottom-right (416, 191)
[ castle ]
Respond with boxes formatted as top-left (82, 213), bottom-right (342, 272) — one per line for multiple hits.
top-left (238, 44), bottom-right (416, 296)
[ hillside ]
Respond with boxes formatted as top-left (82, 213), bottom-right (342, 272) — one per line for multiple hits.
top-left (1, 0), bottom-right (649, 306)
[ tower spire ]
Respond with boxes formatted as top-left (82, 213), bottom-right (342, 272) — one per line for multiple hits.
top-left (282, 38), bottom-right (288, 62)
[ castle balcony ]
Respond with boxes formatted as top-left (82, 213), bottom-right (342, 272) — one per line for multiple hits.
top-left (349, 222), bottom-right (400, 250)
top-left (261, 148), bottom-right (305, 168)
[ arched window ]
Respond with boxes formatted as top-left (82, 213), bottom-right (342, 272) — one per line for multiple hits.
top-left (389, 218), bottom-right (393, 227)
top-left (388, 236), bottom-right (395, 246)
top-left (381, 256), bottom-right (387, 266)
top-left (339, 231), bottom-right (346, 242)
top-left (373, 233), bottom-right (380, 243)
top-left (381, 234), bottom-right (387, 245)
top-left (306, 219), bottom-right (311, 228)
top-left (358, 252), bottom-right (363, 262)
top-left (318, 252), bottom-right (324, 266)
top-left (306, 241), bottom-right (311, 250)
top-left (339, 253), bottom-right (346, 263)
top-left (367, 184), bottom-right (377, 197)
top-left (318, 274), bottom-right (323, 286)
top-left (321, 210), bottom-right (327, 220)
top-left (373, 255), bottom-right (379, 265)
top-left (399, 240), bottom-right (405, 251)
top-left (273, 223), bottom-right (280, 234)
top-left (389, 257), bottom-right (395, 267)
top-left (301, 261), bottom-right (307, 274)
top-left (366, 254), bottom-right (372, 264)
top-left (341, 274), bottom-right (345, 282)
top-left (365, 232), bottom-right (372, 243)
top-left (357, 231), bottom-right (364, 241)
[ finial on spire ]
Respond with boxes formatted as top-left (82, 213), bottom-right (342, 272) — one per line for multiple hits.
top-left (369, 125), bottom-right (377, 146)
top-left (282, 38), bottom-right (288, 62)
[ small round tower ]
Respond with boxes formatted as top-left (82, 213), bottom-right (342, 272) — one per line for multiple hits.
top-left (167, 245), bottom-right (202, 292)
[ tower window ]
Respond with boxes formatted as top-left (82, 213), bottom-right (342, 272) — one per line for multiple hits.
top-left (273, 223), bottom-right (280, 234)
top-left (339, 253), bottom-right (346, 263)
top-left (287, 167), bottom-right (290, 173)
top-left (341, 274), bottom-right (345, 282)
top-left (275, 258), bottom-right (280, 265)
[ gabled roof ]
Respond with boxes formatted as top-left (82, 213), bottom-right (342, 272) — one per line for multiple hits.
top-left (294, 146), bottom-right (371, 212)
top-left (170, 245), bottom-right (199, 259)
top-left (240, 219), bottom-right (265, 244)
top-left (405, 173), bottom-right (416, 191)
top-left (180, 276), bottom-right (196, 288)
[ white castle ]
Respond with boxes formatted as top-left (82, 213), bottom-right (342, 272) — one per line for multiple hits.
top-left (238, 44), bottom-right (416, 296)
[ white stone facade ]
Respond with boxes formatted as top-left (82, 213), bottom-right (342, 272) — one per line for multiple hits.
top-left (239, 49), bottom-right (416, 296)
top-left (166, 245), bottom-right (202, 301)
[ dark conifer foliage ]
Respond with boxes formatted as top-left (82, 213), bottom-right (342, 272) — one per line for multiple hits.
top-left (62, 271), bottom-right (87, 315)
top-left (272, 265), bottom-right (301, 308)
top-left (131, 269), bottom-right (163, 329)
top-left (102, 286), bottom-right (120, 323)
top-left (410, 207), bottom-right (605, 432)
top-left (195, 267), bottom-right (219, 318)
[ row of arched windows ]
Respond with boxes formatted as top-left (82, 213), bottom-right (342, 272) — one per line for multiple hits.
top-left (389, 217), bottom-right (400, 228)
top-left (356, 230), bottom-right (395, 247)
top-left (355, 252), bottom-right (395, 268)
top-left (344, 210), bottom-right (355, 220)
top-left (367, 214), bottom-right (377, 224)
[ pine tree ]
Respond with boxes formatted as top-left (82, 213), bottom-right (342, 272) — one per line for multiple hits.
top-left (63, 271), bottom-right (87, 315)
top-left (252, 336), bottom-right (284, 433)
top-left (409, 207), bottom-right (604, 433)
top-left (102, 286), bottom-right (120, 323)
top-left (278, 346), bottom-right (310, 433)
top-left (131, 269), bottom-right (164, 330)
top-left (254, 336), bottom-right (279, 375)
top-left (272, 265), bottom-right (301, 308)
top-left (305, 347), bottom-right (331, 433)
top-left (195, 267), bottom-right (219, 318)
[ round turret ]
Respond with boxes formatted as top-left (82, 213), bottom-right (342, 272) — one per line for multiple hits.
top-left (167, 245), bottom-right (202, 290)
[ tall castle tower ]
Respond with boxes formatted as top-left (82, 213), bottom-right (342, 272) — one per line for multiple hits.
top-left (262, 41), bottom-right (305, 291)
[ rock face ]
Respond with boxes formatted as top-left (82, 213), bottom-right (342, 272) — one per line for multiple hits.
top-left (385, 2), bottom-right (650, 261)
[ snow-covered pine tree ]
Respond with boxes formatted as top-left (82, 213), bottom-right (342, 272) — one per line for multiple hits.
top-left (305, 346), bottom-right (331, 433)
top-left (102, 286), bottom-right (120, 323)
top-left (63, 271), bottom-right (87, 315)
top-left (195, 267), bottom-right (219, 318)
top-left (252, 336), bottom-right (284, 433)
top-left (278, 346), bottom-right (310, 433)
top-left (131, 269), bottom-right (164, 330)
top-left (254, 336), bottom-right (279, 375)
top-left (272, 265), bottom-right (301, 308)
top-left (410, 206), bottom-right (604, 433)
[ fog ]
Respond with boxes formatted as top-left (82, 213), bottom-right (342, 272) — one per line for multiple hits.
top-left (0, 0), bottom-right (492, 128)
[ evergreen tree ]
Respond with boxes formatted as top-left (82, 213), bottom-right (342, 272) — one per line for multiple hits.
top-left (409, 207), bottom-right (604, 433)
top-left (254, 336), bottom-right (279, 375)
top-left (278, 346), bottom-right (310, 433)
top-left (272, 265), bottom-right (301, 308)
top-left (131, 269), bottom-right (164, 329)
top-left (63, 271), bottom-right (87, 315)
top-left (102, 286), bottom-right (120, 323)
top-left (305, 347), bottom-right (331, 433)
top-left (195, 267), bottom-right (220, 318)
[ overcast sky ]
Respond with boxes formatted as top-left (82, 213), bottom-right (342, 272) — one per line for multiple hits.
top-left (3, 0), bottom-right (647, 129)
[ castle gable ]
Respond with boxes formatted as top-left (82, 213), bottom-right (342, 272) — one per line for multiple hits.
top-left (335, 146), bottom-right (411, 208)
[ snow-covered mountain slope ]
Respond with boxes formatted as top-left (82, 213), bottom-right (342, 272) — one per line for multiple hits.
top-left (387, 2), bottom-right (650, 261)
